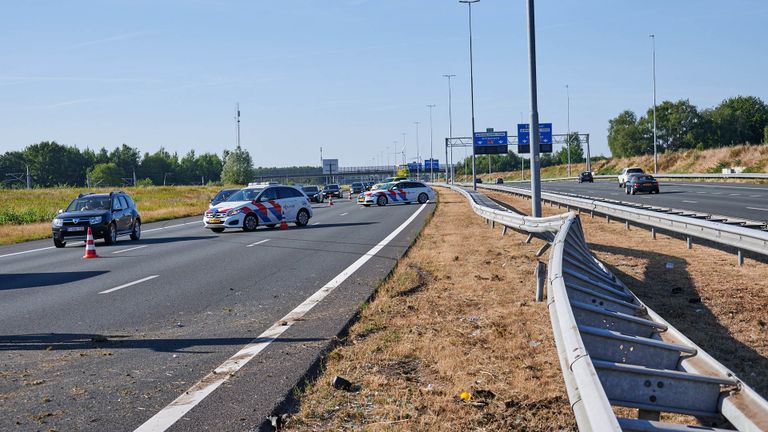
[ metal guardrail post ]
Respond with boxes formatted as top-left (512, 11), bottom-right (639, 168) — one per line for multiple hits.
top-left (535, 261), bottom-right (546, 302)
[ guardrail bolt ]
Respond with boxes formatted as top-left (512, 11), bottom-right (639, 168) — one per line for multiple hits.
top-left (738, 249), bottom-right (744, 266)
top-left (651, 228), bottom-right (656, 240)
top-left (686, 237), bottom-right (692, 249)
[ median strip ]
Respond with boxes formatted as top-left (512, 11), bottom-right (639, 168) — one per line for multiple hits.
top-left (99, 275), bottom-right (159, 294)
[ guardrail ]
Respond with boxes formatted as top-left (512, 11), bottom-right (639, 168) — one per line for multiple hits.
top-left (500, 172), bottom-right (768, 184)
top-left (441, 184), bottom-right (768, 431)
top-left (475, 183), bottom-right (768, 264)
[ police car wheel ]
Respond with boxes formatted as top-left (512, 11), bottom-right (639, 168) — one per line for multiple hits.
top-left (242, 214), bottom-right (258, 232)
top-left (295, 209), bottom-right (310, 227)
top-left (418, 193), bottom-right (428, 204)
top-left (376, 195), bottom-right (387, 206)
top-left (211, 227), bottom-right (225, 233)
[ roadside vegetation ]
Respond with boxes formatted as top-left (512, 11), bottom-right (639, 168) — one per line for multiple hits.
top-left (0, 185), bottom-right (223, 245)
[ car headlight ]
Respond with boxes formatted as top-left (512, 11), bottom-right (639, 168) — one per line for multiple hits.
top-left (89, 216), bottom-right (102, 224)
top-left (226, 208), bottom-right (242, 217)
top-left (52, 218), bottom-right (63, 227)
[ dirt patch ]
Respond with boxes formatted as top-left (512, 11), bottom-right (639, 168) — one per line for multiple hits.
top-left (285, 188), bottom-right (576, 431)
top-left (485, 190), bottom-right (768, 398)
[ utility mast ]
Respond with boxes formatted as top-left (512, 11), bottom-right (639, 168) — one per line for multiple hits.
top-left (236, 103), bottom-right (241, 149)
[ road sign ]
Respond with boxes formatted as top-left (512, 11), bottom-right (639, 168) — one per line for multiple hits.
top-left (322, 159), bottom-right (339, 174)
top-left (516, 124), bottom-right (553, 154)
top-left (424, 159), bottom-right (439, 170)
top-left (473, 130), bottom-right (508, 154)
top-left (407, 162), bottom-right (421, 172)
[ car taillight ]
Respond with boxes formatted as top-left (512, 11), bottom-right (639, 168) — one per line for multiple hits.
top-left (634, 183), bottom-right (640, 187)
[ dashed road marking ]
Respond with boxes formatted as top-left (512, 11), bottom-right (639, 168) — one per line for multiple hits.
top-left (99, 275), bottom-right (159, 294)
top-left (112, 245), bottom-right (148, 254)
top-left (246, 239), bottom-right (270, 248)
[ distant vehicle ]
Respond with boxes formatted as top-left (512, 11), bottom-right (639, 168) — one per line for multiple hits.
top-left (383, 176), bottom-right (407, 183)
top-left (625, 174), bottom-right (659, 195)
top-left (358, 181), bottom-right (434, 206)
top-left (495, 177), bottom-right (504, 184)
top-left (350, 182), bottom-right (366, 194)
top-left (51, 191), bottom-right (141, 248)
top-left (322, 184), bottom-right (342, 198)
top-left (475, 178), bottom-right (483, 184)
top-left (204, 185), bottom-right (313, 232)
top-left (579, 172), bottom-right (594, 183)
top-left (364, 181), bottom-right (375, 191)
top-left (209, 188), bottom-right (240, 208)
top-left (301, 185), bottom-right (324, 203)
top-left (618, 167), bottom-right (644, 187)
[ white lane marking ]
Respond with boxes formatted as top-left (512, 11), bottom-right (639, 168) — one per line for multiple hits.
top-left (339, 212), bottom-right (349, 216)
top-left (134, 203), bottom-right (429, 432)
top-left (676, 183), bottom-right (768, 192)
top-left (99, 275), bottom-right (159, 294)
top-left (0, 246), bottom-right (55, 259)
top-left (143, 221), bottom-right (199, 233)
top-left (746, 207), bottom-right (768, 212)
top-left (750, 195), bottom-right (762, 198)
top-left (246, 239), bottom-right (270, 248)
top-left (696, 191), bottom-right (707, 194)
top-left (112, 245), bottom-right (148, 254)
top-left (729, 193), bottom-right (741, 196)
top-left (681, 200), bottom-right (698, 204)
top-left (312, 222), bottom-right (320, 225)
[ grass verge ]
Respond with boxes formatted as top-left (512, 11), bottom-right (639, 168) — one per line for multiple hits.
top-left (0, 185), bottom-right (224, 245)
top-left (285, 188), bottom-right (576, 431)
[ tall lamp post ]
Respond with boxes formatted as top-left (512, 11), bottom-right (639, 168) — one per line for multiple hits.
top-left (426, 104), bottom-right (436, 182)
top-left (566, 84), bottom-right (571, 176)
top-left (526, 0), bottom-right (542, 217)
top-left (443, 74), bottom-right (456, 183)
top-left (460, 0), bottom-right (479, 190)
top-left (650, 34), bottom-right (658, 174)
top-left (414, 121), bottom-right (421, 180)
top-left (401, 133), bottom-right (407, 166)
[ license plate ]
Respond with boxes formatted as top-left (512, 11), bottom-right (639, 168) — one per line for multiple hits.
top-left (209, 219), bottom-right (221, 223)
top-left (67, 226), bottom-right (85, 232)
top-left (358, 197), bottom-right (364, 202)
top-left (643, 183), bottom-right (652, 186)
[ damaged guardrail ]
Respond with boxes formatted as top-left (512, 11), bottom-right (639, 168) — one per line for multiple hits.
top-left (441, 184), bottom-right (768, 431)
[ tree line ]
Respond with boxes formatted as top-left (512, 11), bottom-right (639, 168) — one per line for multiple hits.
top-left (0, 141), bottom-right (257, 188)
top-left (608, 95), bottom-right (768, 158)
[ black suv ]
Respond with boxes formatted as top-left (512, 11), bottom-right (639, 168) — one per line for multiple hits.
top-left (579, 171), bottom-right (594, 183)
top-left (322, 184), bottom-right (342, 198)
top-left (51, 191), bottom-right (142, 248)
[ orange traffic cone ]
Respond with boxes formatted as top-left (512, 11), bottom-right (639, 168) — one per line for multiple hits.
top-left (328, 195), bottom-right (333, 206)
top-left (83, 227), bottom-right (99, 259)
top-left (280, 208), bottom-right (289, 230)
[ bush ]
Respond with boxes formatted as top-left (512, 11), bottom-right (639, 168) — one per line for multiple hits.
top-left (135, 178), bottom-right (154, 187)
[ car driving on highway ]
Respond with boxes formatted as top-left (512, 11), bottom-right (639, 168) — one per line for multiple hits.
top-left (322, 184), bottom-right (342, 198)
top-left (618, 167), bottom-right (644, 187)
top-left (350, 182), bottom-right (366, 194)
top-left (358, 180), bottom-right (434, 206)
top-left (203, 184), bottom-right (313, 232)
top-left (300, 185), bottom-right (324, 203)
top-left (625, 174), bottom-right (660, 195)
top-left (51, 191), bottom-right (141, 247)
top-left (579, 171), bottom-right (594, 183)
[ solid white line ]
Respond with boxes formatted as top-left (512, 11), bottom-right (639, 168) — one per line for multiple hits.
top-left (0, 246), bottom-right (55, 259)
top-left (339, 212), bottom-right (349, 216)
top-left (112, 245), bottom-right (148, 254)
top-left (246, 239), bottom-right (270, 248)
top-left (729, 193), bottom-right (741, 196)
top-left (134, 204), bottom-right (429, 432)
top-left (750, 195), bottom-right (762, 198)
top-left (311, 222), bottom-right (320, 225)
top-left (681, 200), bottom-right (698, 204)
top-left (99, 275), bottom-right (159, 294)
top-left (143, 221), bottom-right (199, 233)
top-left (746, 207), bottom-right (768, 212)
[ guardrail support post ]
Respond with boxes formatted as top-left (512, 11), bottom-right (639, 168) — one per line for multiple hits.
top-left (590, 211), bottom-right (594, 218)
top-left (738, 249), bottom-right (744, 266)
top-left (525, 233), bottom-right (534, 244)
top-left (536, 242), bottom-right (550, 257)
top-left (651, 227), bottom-right (656, 240)
top-left (687, 237), bottom-right (692, 249)
top-left (606, 215), bottom-right (610, 223)
top-left (491, 220), bottom-right (495, 228)
top-left (535, 261), bottom-right (546, 302)
top-left (502, 226), bottom-right (507, 237)
top-left (625, 220), bottom-right (630, 230)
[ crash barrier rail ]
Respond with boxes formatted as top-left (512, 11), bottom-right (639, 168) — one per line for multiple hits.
top-left (500, 172), bottom-right (768, 184)
top-left (475, 183), bottom-right (768, 264)
top-left (441, 184), bottom-right (768, 431)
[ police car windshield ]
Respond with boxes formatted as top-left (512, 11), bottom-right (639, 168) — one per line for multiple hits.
top-left (371, 183), bottom-right (389, 191)
top-left (66, 197), bottom-right (111, 212)
top-left (225, 188), bottom-right (263, 202)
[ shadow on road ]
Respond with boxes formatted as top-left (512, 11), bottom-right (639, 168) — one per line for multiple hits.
top-left (132, 235), bottom-right (215, 245)
top-left (590, 242), bottom-right (768, 398)
top-left (0, 333), bottom-right (328, 353)
top-left (0, 271), bottom-right (109, 290)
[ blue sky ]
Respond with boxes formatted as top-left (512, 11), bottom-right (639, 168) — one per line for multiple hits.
top-left (1, 0), bottom-right (767, 167)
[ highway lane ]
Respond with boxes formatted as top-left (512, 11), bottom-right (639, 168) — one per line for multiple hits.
top-left (0, 198), bottom-right (434, 431)
top-left (503, 180), bottom-right (768, 222)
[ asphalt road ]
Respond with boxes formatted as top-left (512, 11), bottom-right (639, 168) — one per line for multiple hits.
top-left (502, 180), bottom-right (768, 222)
top-left (0, 197), bottom-right (434, 431)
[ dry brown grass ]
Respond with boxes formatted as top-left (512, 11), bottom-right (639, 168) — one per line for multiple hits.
top-left (485, 190), bottom-right (768, 398)
top-left (286, 189), bottom-right (576, 431)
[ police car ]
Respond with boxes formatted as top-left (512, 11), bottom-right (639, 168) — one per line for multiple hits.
top-left (358, 181), bottom-right (435, 206)
top-left (203, 184), bottom-right (313, 232)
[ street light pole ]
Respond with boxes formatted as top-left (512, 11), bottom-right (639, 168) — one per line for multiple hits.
top-left (443, 74), bottom-right (456, 183)
top-left (427, 104), bottom-right (436, 182)
top-left (566, 84), bottom-right (571, 176)
top-left (414, 121), bottom-right (421, 180)
top-left (402, 133), bottom-right (407, 166)
top-left (460, 0), bottom-right (479, 191)
top-left (650, 34), bottom-right (658, 174)
top-left (526, 0), bottom-right (542, 217)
